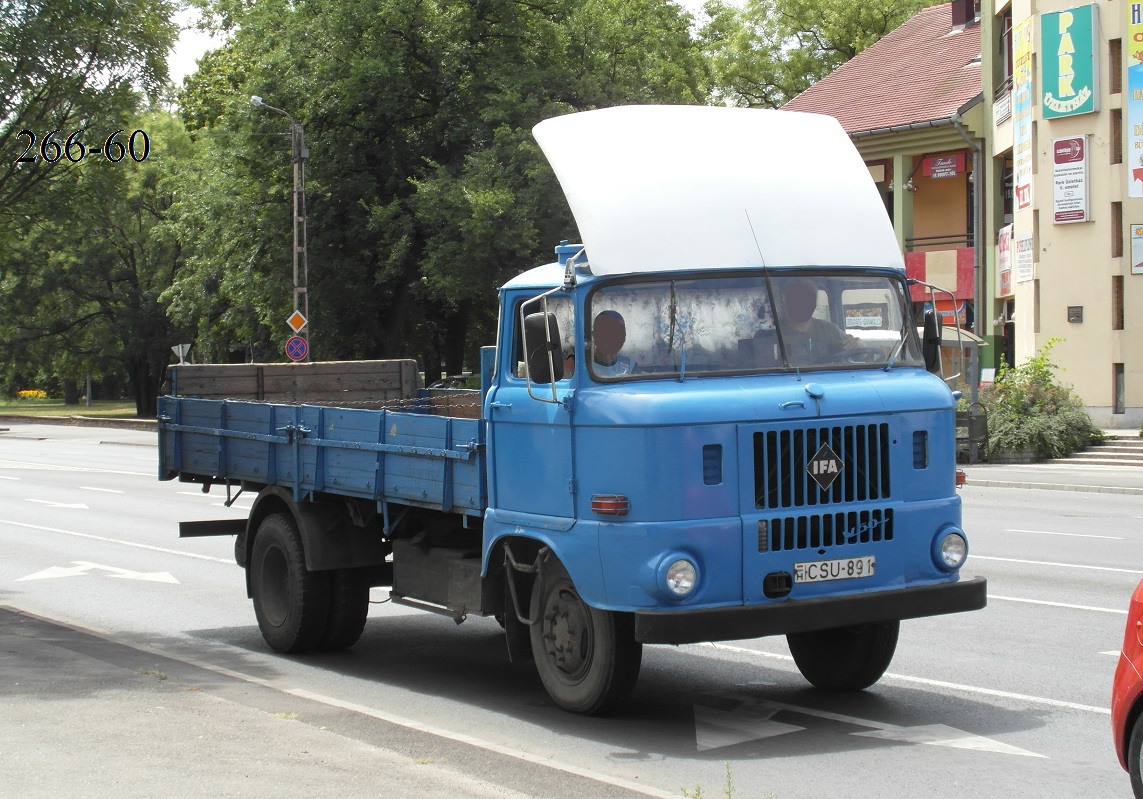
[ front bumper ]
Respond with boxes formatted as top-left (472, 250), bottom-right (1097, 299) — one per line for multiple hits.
top-left (634, 576), bottom-right (987, 644)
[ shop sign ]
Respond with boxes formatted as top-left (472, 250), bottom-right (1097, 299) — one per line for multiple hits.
top-left (997, 224), bottom-right (1014, 297)
top-left (923, 154), bottom-right (965, 179)
top-left (1015, 234), bottom-right (1035, 283)
top-left (1132, 224), bottom-right (1143, 274)
top-left (1041, 5), bottom-right (1101, 118)
top-left (1051, 136), bottom-right (1090, 223)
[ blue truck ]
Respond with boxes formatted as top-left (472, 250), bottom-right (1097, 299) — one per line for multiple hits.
top-left (159, 106), bottom-right (986, 715)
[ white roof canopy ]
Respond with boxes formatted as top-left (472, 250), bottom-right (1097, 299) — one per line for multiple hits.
top-left (532, 105), bottom-right (905, 277)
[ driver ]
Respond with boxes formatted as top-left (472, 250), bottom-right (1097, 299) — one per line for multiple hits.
top-left (777, 278), bottom-right (860, 365)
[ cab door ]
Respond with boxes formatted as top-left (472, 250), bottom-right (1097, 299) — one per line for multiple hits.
top-left (487, 294), bottom-right (576, 519)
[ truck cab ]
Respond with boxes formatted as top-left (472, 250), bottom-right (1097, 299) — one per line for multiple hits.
top-left (479, 106), bottom-right (985, 713)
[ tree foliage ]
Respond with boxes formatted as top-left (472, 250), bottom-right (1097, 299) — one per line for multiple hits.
top-left (0, 0), bottom-right (177, 232)
top-left (702, 0), bottom-right (942, 108)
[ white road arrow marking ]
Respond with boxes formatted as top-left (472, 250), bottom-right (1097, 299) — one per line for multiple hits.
top-left (26, 499), bottom-right (89, 509)
top-left (852, 723), bottom-right (1045, 757)
top-left (694, 704), bottom-right (804, 751)
top-left (16, 561), bottom-right (179, 584)
top-left (695, 693), bottom-right (1045, 758)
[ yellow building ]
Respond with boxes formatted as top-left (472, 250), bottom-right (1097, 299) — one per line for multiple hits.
top-left (985, 0), bottom-right (1137, 428)
top-left (790, 0), bottom-right (1141, 428)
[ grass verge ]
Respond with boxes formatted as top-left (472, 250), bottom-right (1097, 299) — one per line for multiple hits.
top-left (0, 399), bottom-right (139, 418)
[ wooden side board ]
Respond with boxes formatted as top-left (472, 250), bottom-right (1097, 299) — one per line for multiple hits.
top-left (166, 360), bottom-right (420, 407)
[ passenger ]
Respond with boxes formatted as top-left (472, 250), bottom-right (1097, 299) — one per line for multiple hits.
top-left (777, 278), bottom-right (859, 364)
top-left (591, 310), bottom-right (636, 377)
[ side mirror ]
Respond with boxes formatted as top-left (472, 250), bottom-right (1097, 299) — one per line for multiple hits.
top-left (523, 312), bottom-right (563, 384)
top-left (922, 310), bottom-right (942, 374)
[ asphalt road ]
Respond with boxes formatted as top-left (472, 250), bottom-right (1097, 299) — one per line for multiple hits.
top-left (0, 421), bottom-right (1137, 798)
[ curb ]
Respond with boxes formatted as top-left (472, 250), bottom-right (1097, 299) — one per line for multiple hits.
top-left (964, 478), bottom-right (1143, 495)
top-left (0, 414), bottom-right (155, 431)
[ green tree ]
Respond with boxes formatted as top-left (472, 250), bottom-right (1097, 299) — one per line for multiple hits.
top-left (171, 0), bottom-right (709, 378)
top-left (702, 0), bottom-right (940, 108)
top-left (0, 0), bottom-right (177, 232)
top-left (0, 111), bottom-right (195, 415)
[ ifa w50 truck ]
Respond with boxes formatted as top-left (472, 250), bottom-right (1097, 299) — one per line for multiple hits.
top-left (159, 106), bottom-right (987, 715)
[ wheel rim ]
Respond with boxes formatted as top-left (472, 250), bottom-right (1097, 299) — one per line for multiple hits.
top-left (259, 544), bottom-right (290, 627)
top-left (542, 584), bottom-right (594, 683)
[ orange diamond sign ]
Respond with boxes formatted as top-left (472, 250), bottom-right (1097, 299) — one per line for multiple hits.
top-left (286, 310), bottom-right (308, 333)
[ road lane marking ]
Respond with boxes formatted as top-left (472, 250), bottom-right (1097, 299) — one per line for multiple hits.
top-left (0, 475), bottom-right (18, 480)
top-left (989, 595), bottom-right (1127, 614)
top-left (971, 554), bottom-right (1143, 575)
top-left (26, 499), bottom-right (88, 509)
top-left (0, 459), bottom-right (150, 477)
top-left (79, 486), bottom-right (125, 494)
top-left (0, 519), bottom-right (233, 564)
top-left (696, 642), bottom-right (1110, 715)
top-left (1006, 528), bottom-right (1122, 540)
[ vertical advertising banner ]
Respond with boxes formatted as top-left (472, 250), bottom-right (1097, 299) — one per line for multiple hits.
top-left (1052, 136), bottom-right (1091, 223)
top-left (997, 224), bottom-right (1014, 297)
top-left (1129, 3), bottom-right (1143, 197)
top-left (1013, 18), bottom-right (1034, 211)
top-left (1041, 5), bottom-right (1101, 118)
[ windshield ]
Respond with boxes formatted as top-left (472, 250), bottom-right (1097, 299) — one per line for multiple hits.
top-left (586, 272), bottom-right (923, 380)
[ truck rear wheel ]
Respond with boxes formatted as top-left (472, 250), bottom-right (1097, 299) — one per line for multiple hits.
top-left (787, 620), bottom-right (899, 691)
top-left (529, 557), bottom-right (642, 715)
top-left (251, 512), bottom-right (330, 654)
top-left (320, 568), bottom-right (370, 651)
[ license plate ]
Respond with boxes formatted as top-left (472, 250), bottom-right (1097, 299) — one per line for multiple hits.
top-left (793, 555), bottom-right (876, 584)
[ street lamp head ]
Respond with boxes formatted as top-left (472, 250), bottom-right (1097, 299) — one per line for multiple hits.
top-left (250, 95), bottom-right (264, 107)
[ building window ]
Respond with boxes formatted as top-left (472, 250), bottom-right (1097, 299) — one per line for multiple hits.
top-left (1114, 275), bottom-right (1125, 330)
top-left (1002, 157), bottom-right (1014, 223)
top-left (1034, 279), bottom-right (1041, 334)
top-left (1111, 39), bottom-right (1123, 95)
top-left (1114, 363), bottom-right (1126, 414)
top-left (1113, 202), bottom-right (1124, 258)
top-left (1112, 110), bottom-right (1123, 165)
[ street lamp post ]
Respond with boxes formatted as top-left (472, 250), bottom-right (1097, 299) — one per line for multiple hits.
top-left (251, 95), bottom-right (310, 360)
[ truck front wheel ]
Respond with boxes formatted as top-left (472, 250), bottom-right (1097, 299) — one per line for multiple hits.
top-left (529, 557), bottom-right (642, 715)
top-left (787, 620), bottom-right (899, 691)
top-left (251, 512), bottom-right (330, 654)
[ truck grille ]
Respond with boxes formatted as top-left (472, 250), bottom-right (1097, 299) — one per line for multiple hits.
top-left (753, 424), bottom-right (891, 509)
top-left (759, 508), bottom-right (894, 553)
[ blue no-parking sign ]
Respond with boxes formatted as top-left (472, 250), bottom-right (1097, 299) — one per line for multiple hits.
top-left (286, 335), bottom-right (308, 361)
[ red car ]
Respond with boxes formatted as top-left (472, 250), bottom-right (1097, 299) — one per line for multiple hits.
top-left (1113, 577), bottom-right (1143, 797)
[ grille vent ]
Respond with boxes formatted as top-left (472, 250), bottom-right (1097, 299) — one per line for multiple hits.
top-left (762, 508), bottom-right (894, 553)
top-left (754, 424), bottom-right (891, 509)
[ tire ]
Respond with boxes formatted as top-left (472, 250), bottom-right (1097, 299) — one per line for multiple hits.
top-left (529, 556), bottom-right (642, 715)
top-left (319, 568), bottom-right (370, 651)
top-left (250, 512), bottom-right (330, 654)
top-left (1129, 711), bottom-right (1143, 799)
top-left (787, 620), bottom-right (899, 691)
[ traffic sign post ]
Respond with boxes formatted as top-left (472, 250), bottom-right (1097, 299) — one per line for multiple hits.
top-left (286, 335), bottom-right (309, 362)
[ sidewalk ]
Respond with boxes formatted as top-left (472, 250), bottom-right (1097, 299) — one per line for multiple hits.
top-left (0, 607), bottom-right (651, 799)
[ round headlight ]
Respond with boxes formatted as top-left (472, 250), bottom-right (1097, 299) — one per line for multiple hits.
top-left (937, 531), bottom-right (968, 571)
top-left (664, 559), bottom-right (698, 596)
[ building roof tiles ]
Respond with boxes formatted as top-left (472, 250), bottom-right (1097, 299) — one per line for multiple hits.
top-left (784, 3), bottom-right (982, 134)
